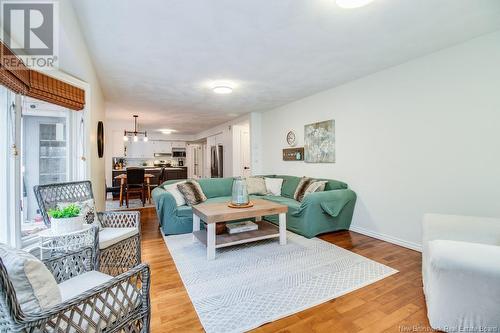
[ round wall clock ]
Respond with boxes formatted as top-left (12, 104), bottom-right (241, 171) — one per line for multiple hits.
top-left (97, 121), bottom-right (104, 158)
top-left (286, 130), bottom-right (296, 147)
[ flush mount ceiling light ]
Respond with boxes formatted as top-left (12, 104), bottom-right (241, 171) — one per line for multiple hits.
top-left (210, 81), bottom-right (235, 94)
top-left (123, 115), bottom-right (148, 142)
top-left (158, 128), bottom-right (177, 135)
top-left (336, 0), bottom-right (374, 9)
top-left (213, 85), bottom-right (233, 94)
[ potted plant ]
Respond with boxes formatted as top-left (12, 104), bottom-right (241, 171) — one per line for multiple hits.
top-left (48, 204), bottom-right (83, 235)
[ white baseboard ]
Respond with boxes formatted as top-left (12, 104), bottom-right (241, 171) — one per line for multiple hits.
top-left (349, 225), bottom-right (422, 252)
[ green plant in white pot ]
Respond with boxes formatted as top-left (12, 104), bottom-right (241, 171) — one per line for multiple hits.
top-left (48, 204), bottom-right (83, 235)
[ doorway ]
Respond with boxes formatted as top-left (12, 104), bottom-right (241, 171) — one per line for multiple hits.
top-left (232, 123), bottom-right (251, 177)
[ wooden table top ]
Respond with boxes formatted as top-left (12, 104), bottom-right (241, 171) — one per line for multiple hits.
top-left (114, 173), bottom-right (155, 179)
top-left (192, 199), bottom-right (288, 224)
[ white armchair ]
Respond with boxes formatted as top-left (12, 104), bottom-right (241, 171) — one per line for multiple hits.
top-left (422, 214), bottom-right (500, 332)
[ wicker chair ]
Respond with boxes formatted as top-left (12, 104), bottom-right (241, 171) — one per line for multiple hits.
top-left (34, 181), bottom-right (141, 276)
top-left (0, 247), bottom-right (150, 332)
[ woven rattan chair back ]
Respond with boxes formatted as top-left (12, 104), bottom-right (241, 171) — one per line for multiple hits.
top-left (34, 181), bottom-right (94, 227)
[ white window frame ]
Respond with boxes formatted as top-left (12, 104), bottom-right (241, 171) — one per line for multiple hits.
top-left (21, 72), bottom-right (90, 249)
top-left (0, 87), bottom-right (20, 246)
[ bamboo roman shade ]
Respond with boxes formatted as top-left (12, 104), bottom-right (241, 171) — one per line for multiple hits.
top-left (28, 71), bottom-right (85, 110)
top-left (0, 43), bottom-right (30, 94)
top-left (0, 41), bottom-right (85, 110)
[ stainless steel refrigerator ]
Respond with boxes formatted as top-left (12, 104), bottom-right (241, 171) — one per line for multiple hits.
top-left (210, 145), bottom-right (223, 178)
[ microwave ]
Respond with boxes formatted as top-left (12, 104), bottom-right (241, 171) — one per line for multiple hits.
top-left (172, 151), bottom-right (186, 157)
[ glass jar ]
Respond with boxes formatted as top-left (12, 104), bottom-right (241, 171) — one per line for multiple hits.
top-left (231, 177), bottom-right (249, 206)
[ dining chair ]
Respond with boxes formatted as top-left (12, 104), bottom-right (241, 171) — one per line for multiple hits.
top-left (105, 178), bottom-right (121, 201)
top-left (126, 168), bottom-right (146, 208)
top-left (158, 167), bottom-right (167, 185)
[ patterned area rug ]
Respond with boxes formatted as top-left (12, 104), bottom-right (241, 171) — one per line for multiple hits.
top-left (163, 231), bottom-right (398, 333)
top-left (105, 199), bottom-right (155, 211)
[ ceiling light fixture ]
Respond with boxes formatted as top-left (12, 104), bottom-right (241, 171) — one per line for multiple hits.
top-left (158, 128), bottom-right (177, 135)
top-left (336, 0), bottom-right (374, 9)
top-left (123, 115), bottom-right (148, 142)
top-left (212, 85), bottom-right (233, 94)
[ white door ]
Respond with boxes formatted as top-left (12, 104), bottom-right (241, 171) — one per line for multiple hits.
top-left (241, 129), bottom-right (251, 177)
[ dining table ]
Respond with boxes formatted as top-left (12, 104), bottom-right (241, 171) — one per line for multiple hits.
top-left (113, 173), bottom-right (155, 207)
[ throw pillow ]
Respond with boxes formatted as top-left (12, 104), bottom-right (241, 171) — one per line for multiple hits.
top-left (0, 244), bottom-right (61, 313)
top-left (163, 181), bottom-right (187, 206)
top-left (177, 180), bottom-right (207, 206)
top-left (302, 180), bottom-right (328, 201)
top-left (294, 177), bottom-right (326, 202)
top-left (58, 198), bottom-right (100, 229)
top-left (245, 177), bottom-right (267, 195)
top-left (264, 177), bottom-right (284, 196)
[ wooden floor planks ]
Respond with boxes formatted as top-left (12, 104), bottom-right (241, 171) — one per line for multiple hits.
top-left (139, 207), bottom-right (436, 333)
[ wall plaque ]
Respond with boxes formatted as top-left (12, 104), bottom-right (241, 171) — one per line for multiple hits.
top-left (282, 147), bottom-right (304, 161)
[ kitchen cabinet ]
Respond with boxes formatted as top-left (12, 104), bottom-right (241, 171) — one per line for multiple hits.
top-left (163, 167), bottom-right (187, 181)
top-left (172, 141), bottom-right (186, 149)
top-left (123, 140), bottom-right (186, 158)
top-left (154, 141), bottom-right (172, 154)
top-left (125, 141), bottom-right (146, 158)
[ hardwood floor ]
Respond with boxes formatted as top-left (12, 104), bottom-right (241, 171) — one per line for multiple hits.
top-left (139, 207), bottom-right (434, 333)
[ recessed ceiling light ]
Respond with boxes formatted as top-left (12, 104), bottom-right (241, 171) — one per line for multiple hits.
top-left (336, 0), bottom-right (374, 9)
top-left (213, 85), bottom-right (233, 94)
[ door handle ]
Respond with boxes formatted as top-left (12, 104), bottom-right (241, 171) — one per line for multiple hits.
top-left (243, 167), bottom-right (250, 170)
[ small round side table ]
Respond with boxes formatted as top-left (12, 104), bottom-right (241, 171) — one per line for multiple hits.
top-left (38, 224), bottom-right (95, 260)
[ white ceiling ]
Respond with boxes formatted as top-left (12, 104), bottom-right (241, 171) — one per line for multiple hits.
top-left (71, 0), bottom-right (500, 134)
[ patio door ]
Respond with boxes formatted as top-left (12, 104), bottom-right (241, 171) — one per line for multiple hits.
top-left (20, 98), bottom-right (81, 245)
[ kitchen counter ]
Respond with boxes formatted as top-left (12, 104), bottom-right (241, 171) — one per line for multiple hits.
top-left (113, 167), bottom-right (185, 171)
top-left (111, 167), bottom-right (187, 196)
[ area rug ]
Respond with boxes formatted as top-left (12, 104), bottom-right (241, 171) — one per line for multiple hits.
top-left (105, 199), bottom-right (155, 211)
top-left (163, 231), bottom-right (398, 333)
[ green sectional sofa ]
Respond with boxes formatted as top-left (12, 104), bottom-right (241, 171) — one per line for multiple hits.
top-left (152, 175), bottom-right (356, 239)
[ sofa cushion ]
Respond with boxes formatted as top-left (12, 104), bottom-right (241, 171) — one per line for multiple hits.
top-left (0, 244), bottom-right (61, 313)
top-left (176, 196), bottom-right (233, 217)
top-left (245, 177), bottom-right (267, 195)
top-left (176, 205), bottom-right (192, 217)
top-left (265, 178), bottom-right (283, 196)
top-left (99, 227), bottom-right (138, 250)
top-left (295, 178), bottom-right (328, 202)
top-left (262, 195), bottom-right (301, 212)
top-left (59, 271), bottom-right (112, 301)
top-left (294, 177), bottom-right (316, 202)
top-left (322, 179), bottom-right (348, 190)
top-left (163, 180), bottom-right (186, 206)
top-left (197, 178), bottom-right (234, 198)
top-left (177, 180), bottom-right (207, 205)
top-left (277, 175), bottom-right (301, 198)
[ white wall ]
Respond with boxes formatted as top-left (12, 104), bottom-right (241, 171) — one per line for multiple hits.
top-left (58, 1), bottom-right (106, 210)
top-left (260, 31), bottom-right (500, 250)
